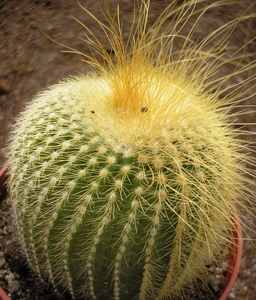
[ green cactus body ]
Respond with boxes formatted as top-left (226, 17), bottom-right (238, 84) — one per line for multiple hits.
top-left (8, 72), bottom-right (241, 299)
top-left (7, 1), bottom-right (253, 300)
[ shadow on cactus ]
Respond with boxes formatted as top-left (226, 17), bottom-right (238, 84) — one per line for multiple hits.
top-left (6, 0), bottom-right (256, 299)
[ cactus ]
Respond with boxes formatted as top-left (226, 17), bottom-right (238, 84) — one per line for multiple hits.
top-left (7, 1), bottom-right (255, 300)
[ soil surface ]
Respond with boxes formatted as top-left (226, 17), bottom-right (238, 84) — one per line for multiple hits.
top-left (1, 0), bottom-right (256, 299)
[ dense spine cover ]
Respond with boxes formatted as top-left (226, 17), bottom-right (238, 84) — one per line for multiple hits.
top-left (7, 1), bottom-right (256, 299)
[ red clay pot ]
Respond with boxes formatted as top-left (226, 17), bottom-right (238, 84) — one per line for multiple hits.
top-left (217, 213), bottom-right (243, 300)
top-left (0, 286), bottom-right (10, 300)
top-left (0, 165), bottom-right (243, 300)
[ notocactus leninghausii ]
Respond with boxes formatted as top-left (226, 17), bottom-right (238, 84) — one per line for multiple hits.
top-left (7, 1), bottom-right (255, 300)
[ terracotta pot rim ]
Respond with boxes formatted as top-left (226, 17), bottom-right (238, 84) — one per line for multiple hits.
top-left (0, 286), bottom-right (10, 300)
top-left (218, 214), bottom-right (242, 300)
top-left (0, 164), bottom-right (8, 177)
top-left (0, 165), bottom-right (243, 300)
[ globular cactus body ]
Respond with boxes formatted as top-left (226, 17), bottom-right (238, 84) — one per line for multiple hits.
top-left (7, 1), bottom-right (254, 300)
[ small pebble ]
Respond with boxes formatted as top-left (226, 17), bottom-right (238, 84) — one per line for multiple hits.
top-left (228, 292), bottom-right (236, 299)
top-left (251, 263), bottom-right (256, 273)
top-left (0, 258), bottom-right (6, 268)
top-left (6, 272), bottom-right (16, 281)
top-left (8, 280), bottom-right (21, 293)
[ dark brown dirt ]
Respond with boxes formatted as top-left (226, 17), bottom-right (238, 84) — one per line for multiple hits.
top-left (0, 0), bottom-right (256, 299)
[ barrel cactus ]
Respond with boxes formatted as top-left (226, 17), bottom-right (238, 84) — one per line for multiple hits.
top-left (7, 1), bottom-right (255, 300)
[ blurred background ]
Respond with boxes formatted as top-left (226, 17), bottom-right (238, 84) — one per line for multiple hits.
top-left (1, 0), bottom-right (256, 299)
